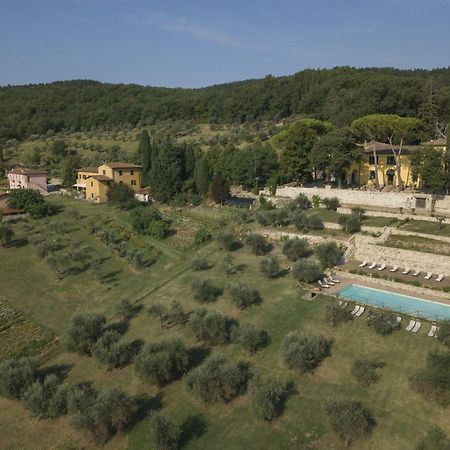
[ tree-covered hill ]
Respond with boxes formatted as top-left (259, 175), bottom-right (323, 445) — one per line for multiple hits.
top-left (1, 66), bottom-right (450, 140)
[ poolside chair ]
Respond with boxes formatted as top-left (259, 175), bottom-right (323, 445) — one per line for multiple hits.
top-left (325, 277), bottom-right (335, 285)
top-left (395, 316), bottom-right (402, 326)
top-left (324, 278), bottom-right (334, 286)
top-left (405, 319), bottom-right (416, 331)
top-left (378, 263), bottom-right (386, 271)
top-left (424, 272), bottom-right (432, 280)
top-left (411, 321), bottom-right (421, 333)
top-left (359, 261), bottom-right (367, 267)
top-left (350, 305), bottom-right (360, 315)
top-left (402, 267), bottom-right (410, 275)
top-left (368, 262), bottom-right (377, 269)
top-left (355, 306), bottom-right (365, 317)
top-left (434, 326), bottom-right (440, 339)
top-left (390, 265), bottom-right (398, 272)
top-left (412, 270), bottom-right (420, 277)
top-left (428, 324), bottom-right (437, 337)
top-left (436, 274), bottom-right (444, 282)
top-left (318, 280), bottom-right (329, 289)
top-left (341, 302), bottom-right (348, 308)
top-left (330, 275), bottom-right (340, 283)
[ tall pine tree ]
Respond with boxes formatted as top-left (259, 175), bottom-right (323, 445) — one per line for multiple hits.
top-left (138, 129), bottom-right (152, 186)
top-left (193, 158), bottom-right (211, 195)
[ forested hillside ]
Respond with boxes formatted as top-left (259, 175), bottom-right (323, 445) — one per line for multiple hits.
top-left (2, 67), bottom-right (450, 140)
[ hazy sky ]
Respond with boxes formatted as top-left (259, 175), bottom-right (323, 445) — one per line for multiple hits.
top-left (1, 0), bottom-right (449, 87)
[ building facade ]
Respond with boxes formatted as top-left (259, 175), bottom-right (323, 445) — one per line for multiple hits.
top-left (7, 168), bottom-right (48, 193)
top-left (75, 162), bottom-right (142, 202)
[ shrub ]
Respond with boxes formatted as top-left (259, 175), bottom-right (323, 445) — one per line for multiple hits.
top-left (116, 299), bottom-right (137, 320)
top-left (191, 278), bottom-right (222, 303)
top-left (288, 194), bottom-right (311, 210)
top-left (314, 241), bottom-right (343, 268)
top-left (185, 356), bottom-right (248, 403)
top-left (191, 257), bottom-right (210, 271)
top-left (126, 249), bottom-right (146, 269)
top-left (91, 330), bottom-right (133, 369)
top-left (292, 259), bottom-right (323, 283)
top-left (67, 313), bottom-right (106, 355)
top-left (229, 282), bottom-right (261, 310)
top-left (0, 357), bottom-right (37, 399)
top-left (194, 228), bottom-right (212, 246)
top-left (324, 303), bottom-right (352, 327)
top-left (245, 233), bottom-right (272, 255)
top-left (414, 426), bottom-right (450, 450)
top-left (351, 359), bottom-right (385, 387)
top-left (350, 207), bottom-right (366, 220)
top-left (322, 197), bottom-right (340, 211)
top-left (107, 183), bottom-right (139, 210)
top-left (437, 319), bottom-right (450, 347)
top-left (260, 257), bottom-right (282, 278)
top-left (258, 197), bottom-right (275, 211)
top-left (148, 301), bottom-right (188, 329)
top-left (312, 195), bottom-right (321, 208)
top-left (307, 213), bottom-right (324, 230)
top-left (0, 225), bottom-right (14, 248)
top-left (326, 400), bottom-right (375, 446)
top-left (188, 309), bottom-right (236, 345)
top-left (367, 311), bottom-right (398, 335)
top-left (282, 333), bottom-right (332, 373)
top-left (217, 232), bottom-right (239, 251)
top-left (282, 238), bottom-right (312, 261)
top-left (234, 324), bottom-right (268, 353)
top-left (134, 339), bottom-right (190, 386)
top-left (411, 351), bottom-right (450, 406)
top-left (339, 213), bottom-right (361, 233)
top-left (255, 208), bottom-right (290, 227)
top-left (130, 206), bottom-right (169, 238)
top-left (249, 375), bottom-right (286, 421)
top-left (7, 189), bottom-right (55, 218)
top-left (148, 411), bottom-right (181, 450)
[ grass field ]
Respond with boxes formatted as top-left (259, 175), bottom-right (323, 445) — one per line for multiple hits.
top-left (0, 197), bottom-right (449, 450)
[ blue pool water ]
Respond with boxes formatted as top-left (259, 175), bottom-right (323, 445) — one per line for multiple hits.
top-left (336, 284), bottom-right (450, 321)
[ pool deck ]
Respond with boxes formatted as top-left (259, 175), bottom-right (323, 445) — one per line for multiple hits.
top-left (325, 271), bottom-right (450, 307)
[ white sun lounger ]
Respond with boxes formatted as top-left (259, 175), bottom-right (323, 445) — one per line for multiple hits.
top-left (412, 270), bottom-right (420, 276)
top-left (390, 266), bottom-right (398, 272)
top-left (411, 321), bottom-right (421, 333)
top-left (350, 305), bottom-right (360, 315)
top-left (318, 280), bottom-right (329, 288)
top-left (402, 267), bottom-right (410, 275)
top-left (355, 306), bottom-right (365, 317)
top-left (368, 262), bottom-right (376, 269)
top-left (436, 274), bottom-right (444, 282)
top-left (428, 324), bottom-right (437, 337)
top-left (359, 261), bottom-right (367, 267)
top-left (405, 319), bottom-right (416, 331)
top-left (424, 272), bottom-right (432, 280)
top-left (396, 316), bottom-right (402, 325)
top-left (378, 263), bottom-right (386, 271)
top-left (330, 276), bottom-right (340, 283)
top-left (324, 278), bottom-right (334, 286)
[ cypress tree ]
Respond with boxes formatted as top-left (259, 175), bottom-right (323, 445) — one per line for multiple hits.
top-left (138, 129), bottom-right (152, 185)
top-left (194, 158), bottom-right (211, 195)
top-left (210, 174), bottom-right (230, 204)
top-left (183, 144), bottom-right (196, 180)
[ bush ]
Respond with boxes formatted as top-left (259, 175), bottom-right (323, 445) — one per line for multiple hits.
top-left (249, 375), bottom-right (286, 421)
top-left (367, 311), bottom-right (398, 335)
top-left (134, 339), bottom-right (190, 386)
top-left (437, 319), bottom-right (450, 347)
top-left (411, 351), bottom-right (450, 406)
top-left (234, 324), bottom-right (268, 353)
top-left (255, 208), bottom-right (290, 227)
top-left (91, 330), bottom-right (133, 369)
top-left (339, 213), bottom-right (361, 233)
top-left (185, 356), bottom-right (248, 403)
top-left (315, 241), bottom-right (343, 268)
top-left (7, 189), bottom-right (56, 218)
top-left (67, 313), bottom-right (106, 355)
top-left (191, 257), bottom-right (210, 271)
top-left (322, 197), bottom-right (340, 211)
top-left (282, 333), bottom-right (332, 373)
top-left (116, 299), bottom-right (137, 320)
top-left (292, 259), bottom-right (323, 283)
top-left (148, 411), bottom-right (181, 450)
top-left (107, 183), bottom-right (139, 210)
top-left (0, 357), bottom-right (37, 399)
top-left (260, 257), bottom-right (282, 278)
top-left (415, 426), bottom-right (450, 450)
top-left (148, 301), bottom-right (188, 329)
top-left (193, 228), bottom-right (212, 246)
top-left (229, 282), bottom-right (262, 310)
top-left (282, 238), bottom-right (312, 261)
top-left (191, 278), bottom-right (222, 303)
top-left (324, 303), bottom-right (352, 327)
top-left (312, 195), bottom-right (321, 208)
top-left (217, 232), bottom-right (239, 251)
top-left (0, 225), bottom-right (14, 248)
top-left (130, 206), bottom-right (169, 238)
top-left (288, 194), bottom-right (311, 210)
top-left (188, 309), bottom-right (236, 345)
top-left (245, 233), bottom-right (272, 255)
top-left (307, 213), bottom-right (324, 230)
top-left (126, 249), bottom-right (146, 269)
top-left (326, 400), bottom-right (375, 446)
top-left (351, 359), bottom-right (385, 387)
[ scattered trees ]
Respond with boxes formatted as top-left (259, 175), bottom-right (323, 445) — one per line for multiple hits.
top-left (248, 374), bottom-right (287, 421)
top-left (91, 330), bottom-right (133, 369)
top-left (107, 183), bottom-right (138, 210)
top-left (282, 238), bottom-right (312, 261)
top-left (188, 309), bottom-right (236, 346)
top-left (148, 301), bottom-right (188, 329)
top-left (7, 189), bottom-right (55, 219)
top-left (217, 232), bottom-right (239, 251)
top-left (148, 411), bottom-right (181, 450)
top-left (245, 233), bottom-right (272, 255)
top-left (339, 211), bottom-right (362, 233)
top-left (322, 197), bottom-right (341, 211)
top-left (130, 206), bottom-right (169, 238)
top-left (66, 313), bottom-right (106, 355)
top-left (291, 259), bottom-right (323, 283)
top-left (191, 278), bottom-right (222, 303)
top-left (210, 174), bottom-right (230, 204)
top-left (260, 256), bottom-right (282, 278)
top-left (314, 241), bottom-right (343, 268)
top-left (0, 357), bottom-right (37, 399)
top-left (282, 333), bottom-right (332, 373)
top-left (229, 282), bottom-right (262, 310)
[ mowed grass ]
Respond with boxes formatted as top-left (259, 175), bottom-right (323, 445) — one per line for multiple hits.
top-left (0, 198), bottom-right (449, 449)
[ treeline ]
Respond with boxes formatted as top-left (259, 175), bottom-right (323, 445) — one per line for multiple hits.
top-left (2, 67), bottom-right (450, 140)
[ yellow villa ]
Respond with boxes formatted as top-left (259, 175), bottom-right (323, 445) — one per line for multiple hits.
top-left (74, 162), bottom-right (142, 202)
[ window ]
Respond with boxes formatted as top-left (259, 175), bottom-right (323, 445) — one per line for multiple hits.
top-left (102, 170), bottom-right (106, 175)
top-left (119, 170), bottom-right (123, 176)
top-left (369, 155), bottom-right (378, 165)
top-left (131, 180), bottom-right (136, 186)
top-left (416, 197), bottom-right (426, 209)
top-left (130, 170), bottom-right (134, 175)
top-left (27, 176), bottom-right (30, 182)
top-left (91, 182), bottom-right (93, 187)
top-left (369, 171), bottom-right (376, 180)
top-left (387, 156), bottom-right (396, 165)
top-left (91, 193), bottom-right (94, 198)
top-left (119, 181), bottom-right (123, 184)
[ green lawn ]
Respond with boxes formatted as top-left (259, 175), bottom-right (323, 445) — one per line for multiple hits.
top-left (384, 234), bottom-right (450, 256)
top-left (0, 198), bottom-right (448, 450)
top-left (400, 218), bottom-right (450, 237)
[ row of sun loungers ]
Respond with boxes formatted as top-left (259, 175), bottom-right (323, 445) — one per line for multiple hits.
top-left (358, 261), bottom-right (444, 282)
top-left (350, 305), bottom-right (365, 316)
top-left (318, 276), bottom-right (340, 289)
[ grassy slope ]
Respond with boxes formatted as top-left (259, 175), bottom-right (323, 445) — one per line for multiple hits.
top-left (0, 197), bottom-right (448, 450)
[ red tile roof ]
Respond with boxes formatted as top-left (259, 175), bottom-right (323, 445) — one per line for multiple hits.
top-left (103, 162), bottom-right (142, 169)
top-left (89, 175), bottom-right (113, 181)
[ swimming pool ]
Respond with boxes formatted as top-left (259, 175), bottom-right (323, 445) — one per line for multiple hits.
top-left (336, 284), bottom-right (450, 321)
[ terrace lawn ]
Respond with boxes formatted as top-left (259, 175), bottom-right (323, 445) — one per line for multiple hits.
top-left (0, 197), bottom-right (448, 450)
top-left (400, 218), bottom-right (450, 237)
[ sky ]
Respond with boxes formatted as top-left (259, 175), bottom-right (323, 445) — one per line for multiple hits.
top-left (0, 0), bottom-right (449, 88)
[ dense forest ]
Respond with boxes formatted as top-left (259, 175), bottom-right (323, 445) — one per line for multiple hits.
top-left (1, 67), bottom-right (450, 141)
